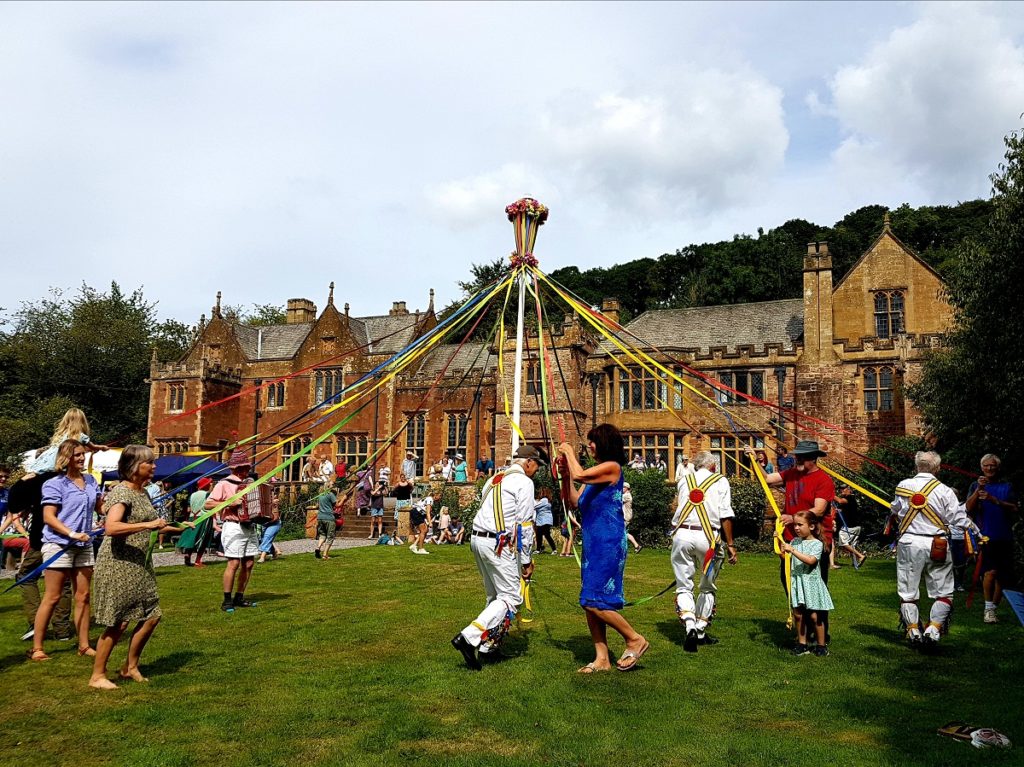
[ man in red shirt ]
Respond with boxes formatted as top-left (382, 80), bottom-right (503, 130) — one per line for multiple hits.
top-left (748, 440), bottom-right (835, 639)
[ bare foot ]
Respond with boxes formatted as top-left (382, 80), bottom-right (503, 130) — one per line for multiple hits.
top-left (118, 667), bottom-right (149, 682)
top-left (89, 676), bottom-right (119, 690)
top-left (78, 646), bottom-right (97, 657)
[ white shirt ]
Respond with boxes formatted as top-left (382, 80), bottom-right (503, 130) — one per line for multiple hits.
top-left (471, 464), bottom-right (535, 563)
top-left (676, 460), bottom-right (695, 480)
top-left (441, 459), bottom-right (454, 481)
top-left (401, 458), bottom-right (418, 482)
top-left (317, 459), bottom-right (334, 483)
top-left (671, 467), bottom-right (734, 530)
top-left (890, 472), bottom-right (971, 537)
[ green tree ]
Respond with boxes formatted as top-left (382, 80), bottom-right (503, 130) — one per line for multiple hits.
top-left (910, 129), bottom-right (1024, 477)
top-left (0, 282), bottom-right (193, 462)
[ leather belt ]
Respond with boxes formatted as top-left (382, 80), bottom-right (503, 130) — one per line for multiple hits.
top-left (676, 524), bottom-right (718, 532)
top-left (472, 530), bottom-right (498, 539)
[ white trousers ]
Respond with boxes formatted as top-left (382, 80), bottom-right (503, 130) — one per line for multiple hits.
top-left (461, 534), bottom-right (523, 649)
top-left (671, 527), bottom-right (720, 630)
top-left (897, 536), bottom-right (953, 601)
top-left (897, 535), bottom-right (954, 635)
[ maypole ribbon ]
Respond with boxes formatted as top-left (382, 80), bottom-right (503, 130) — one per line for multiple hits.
top-left (748, 461), bottom-right (791, 614)
top-left (818, 463), bottom-right (890, 509)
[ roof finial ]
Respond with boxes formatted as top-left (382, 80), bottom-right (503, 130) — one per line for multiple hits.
top-left (428, 288), bottom-right (435, 313)
top-left (344, 302), bottom-right (350, 317)
top-left (883, 210), bottom-right (892, 233)
top-left (328, 281), bottom-right (335, 306)
top-left (213, 291), bottom-right (222, 318)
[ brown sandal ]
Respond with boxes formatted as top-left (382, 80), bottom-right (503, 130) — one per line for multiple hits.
top-left (77, 646), bottom-right (96, 657)
top-left (28, 649), bottom-right (51, 661)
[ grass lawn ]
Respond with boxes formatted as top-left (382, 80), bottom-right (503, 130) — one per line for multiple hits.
top-left (0, 547), bottom-right (1020, 766)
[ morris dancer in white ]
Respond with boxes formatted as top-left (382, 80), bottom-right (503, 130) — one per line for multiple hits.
top-left (451, 445), bottom-right (545, 670)
top-left (890, 450), bottom-right (975, 649)
top-left (670, 451), bottom-right (738, 652)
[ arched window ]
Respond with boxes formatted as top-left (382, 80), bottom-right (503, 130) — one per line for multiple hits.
top-left (863, 366), bottom-right (895, 412)
top-left (874, 291), bottom-right (905, 339)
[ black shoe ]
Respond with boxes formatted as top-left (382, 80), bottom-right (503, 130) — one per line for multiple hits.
top-left (221, 602), bottom-right (234, 612)
top-left (696, 633), bottom-right (719, 646)
top-left (314, 549), bottom-right (322, 559)
top-left (812, 645), bottom-right (829, 657)
top-left (232, 599), bottom-right (255, 608)
top-left (791, 644), bottom-right (811, 656)
top-left (684, 629), bottom-right (698, 653)
top-left (451, 633), bottom-right (481, 670)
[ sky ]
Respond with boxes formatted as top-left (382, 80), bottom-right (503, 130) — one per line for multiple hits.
top-left (2, 1), bottom-right (1023, 326)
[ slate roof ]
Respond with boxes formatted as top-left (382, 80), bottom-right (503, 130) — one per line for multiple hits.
top-left (352, 314), bottom-right (421, 356)
top-left (413, 343), bottom-right (498, 377)
top-left (598, 298), bottom-right (804, 355)
top-left (230, 313), bottom-right (423, 361)
top-left (232, 323), bottom-right (313, 360)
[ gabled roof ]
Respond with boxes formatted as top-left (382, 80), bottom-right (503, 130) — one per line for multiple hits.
top-left (413, 342), bottom-right (498, 377)
top-left (597, 298), bottom-right (803, 356)
top-left (232, 322), bottom-right (314, 361)
top-left (833, 226), bottom-right (945, 291)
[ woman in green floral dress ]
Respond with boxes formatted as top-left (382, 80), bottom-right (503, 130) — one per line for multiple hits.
top-left (88, 445), bottom-right (192, 690)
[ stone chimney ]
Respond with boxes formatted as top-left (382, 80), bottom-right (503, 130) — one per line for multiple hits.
top-left (389, 301), bottom-right (409, 316)
top-left (802, 242), bottom-right (836, 363)
top-left (286, 298), bottom-right (317, 324)
top-left (601, 298), bottom-right (622, 325)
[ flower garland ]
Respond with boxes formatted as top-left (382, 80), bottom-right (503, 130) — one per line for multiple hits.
top-left (505, 197), bottom-right (549, 224)
top-left (509, 252), bottom-right (539, 269)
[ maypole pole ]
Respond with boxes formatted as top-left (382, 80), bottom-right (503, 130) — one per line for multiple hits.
top-left (505, 197), bottom-right (549, 454)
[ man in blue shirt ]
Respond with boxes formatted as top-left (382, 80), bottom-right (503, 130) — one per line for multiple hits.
top-left (475, 452), bottom-right (494, 481)
top-left (966, 453), bottom-right (1018, 624)
top-left (776, 445), bottom-right (796, 473)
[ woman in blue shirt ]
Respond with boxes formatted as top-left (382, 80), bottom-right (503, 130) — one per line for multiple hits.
top-left (29, 440), bottom-right (103, 661)
top-left (534, 490), bottom-right (556, 554)
top-left (966, 453), bottom-right (1019, 624)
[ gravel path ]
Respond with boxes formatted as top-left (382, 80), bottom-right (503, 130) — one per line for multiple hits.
top-left (0, 536), bottom-right (378, 580)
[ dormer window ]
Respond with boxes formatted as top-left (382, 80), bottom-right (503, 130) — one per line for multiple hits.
top-left (874, 290), bottom-right (904, 339)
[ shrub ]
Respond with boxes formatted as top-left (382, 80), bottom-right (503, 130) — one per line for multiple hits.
top-left (624, 467), bottom-right (675, 548)
top-left (729, 477), bottom-right (767, 541)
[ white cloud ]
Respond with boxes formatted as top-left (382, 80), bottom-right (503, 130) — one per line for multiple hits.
top-left (822, 2), bottom-right (1024, 198)
top-left (425, 164), bottom-right (560, 230)
top-left (429, 68), bottom-right (789, 228)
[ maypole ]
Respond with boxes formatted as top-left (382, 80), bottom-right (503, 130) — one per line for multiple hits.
top-left (505, 197), bottom-right (549, 454)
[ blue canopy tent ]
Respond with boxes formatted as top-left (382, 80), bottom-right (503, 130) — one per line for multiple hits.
top-left (101, 455), bottom-right (229, 484)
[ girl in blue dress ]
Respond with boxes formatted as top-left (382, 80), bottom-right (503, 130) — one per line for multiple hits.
top-left (779, 510), bottom-right (835, 657)
top-left (558, 424), bottom-right (649, 673)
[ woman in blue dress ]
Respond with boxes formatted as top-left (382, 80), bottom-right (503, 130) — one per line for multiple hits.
top-left (558, 424), bottom-right (649, 673)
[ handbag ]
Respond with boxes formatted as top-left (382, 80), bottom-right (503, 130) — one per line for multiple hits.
top-left (929, 535), bottom-right (948, 563)
top-left (239, 483), bottom-right (275, 525)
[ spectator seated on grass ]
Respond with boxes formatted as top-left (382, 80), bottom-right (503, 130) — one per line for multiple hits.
top-left (448, 517), bottom-right (465, 545)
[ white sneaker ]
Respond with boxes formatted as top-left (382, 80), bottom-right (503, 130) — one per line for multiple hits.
top-left (924, 626), bottom-right (941, 642)
top-left (414, 548), bottom-right (430, 555)
top-left (20, 628), bottom-right (34, 641)
top-left (368, 535), bottom-right (375, 539)
top-left (409, 545), bottom-right (420, 553)
top-left (983, 608), bottom-right (999, 624)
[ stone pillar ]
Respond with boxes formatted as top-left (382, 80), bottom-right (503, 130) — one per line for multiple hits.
top-left (802, 242), bottom-right (836, 364)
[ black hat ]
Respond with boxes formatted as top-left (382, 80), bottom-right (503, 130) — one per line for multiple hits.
top-left (792, 440), bottom-right (827, 459)
top-left (513, 444), bottom-right (549, 465)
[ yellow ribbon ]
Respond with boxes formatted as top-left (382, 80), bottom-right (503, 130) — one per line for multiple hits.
top-left (818, 464), bottom-right (891, 509)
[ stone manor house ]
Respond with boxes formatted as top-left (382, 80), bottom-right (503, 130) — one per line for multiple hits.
top-left (147, 216), bottom-right (951, 482)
